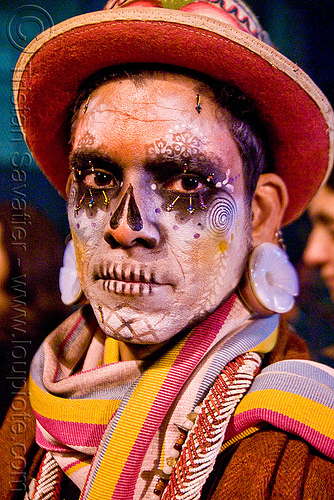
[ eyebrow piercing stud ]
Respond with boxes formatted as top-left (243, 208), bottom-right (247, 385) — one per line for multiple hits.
top-left (75, 193), bottom-right (85, 213)
top-left (83, 96), bottom-right (91, 114)
top-left (195, 94), bottom-right (202, 114)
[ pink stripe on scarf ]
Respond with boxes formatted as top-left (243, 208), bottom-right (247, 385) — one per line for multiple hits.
top-left (35, 411), bottom-right (110, 449)
top-left (111, 295), bottom-right (236, 499)
top-left (226, 408), bottom-right (334, 460)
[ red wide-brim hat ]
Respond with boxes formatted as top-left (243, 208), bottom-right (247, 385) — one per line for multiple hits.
top-left (13, 2), bottom-right (334, 225)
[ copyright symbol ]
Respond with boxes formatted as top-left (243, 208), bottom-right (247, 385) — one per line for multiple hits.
top-left (7, 4), bottom-right (54, 52)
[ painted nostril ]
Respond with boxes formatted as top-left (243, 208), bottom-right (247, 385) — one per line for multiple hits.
top-left (128, 187), bottom-right (143, 231)
top-left (109, 184), bottom-right (143, 231)
top-left (109, 189), bottom-right (128, 230)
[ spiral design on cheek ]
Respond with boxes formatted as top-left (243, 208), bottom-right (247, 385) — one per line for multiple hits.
top-left (207, 197), bottom-right (236, 235)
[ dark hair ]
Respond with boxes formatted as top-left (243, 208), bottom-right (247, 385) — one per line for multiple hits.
top-left (70, 64), bottom-right (268, 203)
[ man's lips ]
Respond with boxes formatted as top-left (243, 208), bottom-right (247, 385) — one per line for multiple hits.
top-left (101, 279), bottom-right (153, 296)
top-left (94, 263), bottom-right (166, 296)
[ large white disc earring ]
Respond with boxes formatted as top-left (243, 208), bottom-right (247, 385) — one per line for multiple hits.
top-left (239, 242), bottom-right (299, 315)
top-left (59, 239), bottom-right (82, 305)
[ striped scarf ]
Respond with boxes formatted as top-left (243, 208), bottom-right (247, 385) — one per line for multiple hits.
top-left (29, 294), bottom-right (334, 499)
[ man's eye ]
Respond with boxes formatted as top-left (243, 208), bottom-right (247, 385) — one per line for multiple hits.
top-left (77, 169), bottom-right (117, 189)
top-left (165, 174), bottom-right (205, 193)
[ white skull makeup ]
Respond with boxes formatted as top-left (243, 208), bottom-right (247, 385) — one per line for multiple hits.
top-left (67, 73), bottom-right (251, 345)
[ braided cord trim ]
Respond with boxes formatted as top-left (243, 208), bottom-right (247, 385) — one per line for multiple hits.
top-left (162, 352), bottom-right (262, 500)
top-left (31, 451), bottom-right (63, 500)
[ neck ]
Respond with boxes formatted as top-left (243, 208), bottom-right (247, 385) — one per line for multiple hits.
top-left (118, 339), bottom-right (170, 361)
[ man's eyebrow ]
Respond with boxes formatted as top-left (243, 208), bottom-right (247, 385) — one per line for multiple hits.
top-left (69, 149), bottom-right (120, 171)
top-left (145, 153), bottom-right (228, 178)
top-left (312, 212), bottom-right (334, 226)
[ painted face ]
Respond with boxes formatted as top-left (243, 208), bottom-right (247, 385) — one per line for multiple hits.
top-left (304, 186), bottom-right (334, 301)
top-left (68, 74), bottom-right (251, 345)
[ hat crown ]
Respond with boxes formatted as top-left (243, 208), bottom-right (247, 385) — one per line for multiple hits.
top-left (104, 0), bottom-right (268, 41)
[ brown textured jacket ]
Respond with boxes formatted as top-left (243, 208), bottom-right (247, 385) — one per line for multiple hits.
top-left (1, 319), bottom-right (333, 499)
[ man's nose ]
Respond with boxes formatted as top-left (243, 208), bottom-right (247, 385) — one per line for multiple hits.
top-left (303, 226), bottom-right (331, 267)
top-left (104, 184), bottom-right (160, 248)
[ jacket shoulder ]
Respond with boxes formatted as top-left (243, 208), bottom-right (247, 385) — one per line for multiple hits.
top-left (203, 426), bottom-right (334, 499)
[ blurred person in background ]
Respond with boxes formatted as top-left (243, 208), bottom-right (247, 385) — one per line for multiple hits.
top-left (0, 203), bottom-right (71, 423)
top-left (296, 171), bottom-right (334, 367)
top-left (304, 171), bottom-right (334, 302)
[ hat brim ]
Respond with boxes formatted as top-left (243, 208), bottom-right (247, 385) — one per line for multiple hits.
top-left (13, 8), bottom-right (334, 225)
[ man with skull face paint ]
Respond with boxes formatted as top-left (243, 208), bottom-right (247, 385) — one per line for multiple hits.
top-left (2, 1), bottom-right (334, 499)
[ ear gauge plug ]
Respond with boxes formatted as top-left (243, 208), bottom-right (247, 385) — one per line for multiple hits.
top-left (59, 239), bottom-right (83, 305)
top-left (238, 242), bottom-right (299, 316)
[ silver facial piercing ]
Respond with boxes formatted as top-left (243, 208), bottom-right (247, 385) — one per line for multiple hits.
top-left (187, 194), bottom-right (195, 214)
top-left (195, 94), bottom-right (202, 114)
top-left (83, 96), bottom-right (91, 114)
top-left (97, 304), bottom-right (104, 323)
top-left (75, 193), bottom-right (85, 213)
top-left (167, 195), bottom-right (180, 212)
top-left (199, 193), bottom-right (207, 210)
top-left (275, 230), bottom-right (286, 251)
top-left (71, 166), bottom-right (82, 179)
top-left (102, 190), bottom-right (109, 208)
top-left (88, 189), bottom-right (94, 209)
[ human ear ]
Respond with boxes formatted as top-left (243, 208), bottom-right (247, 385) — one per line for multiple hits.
top-left (238, 174), bottom-right (297, 316)
top-left (251, 173), bottom-right (288, 246)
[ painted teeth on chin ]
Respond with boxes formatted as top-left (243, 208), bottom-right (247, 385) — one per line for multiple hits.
top-left (108, 281), bottom-right (152, 295)
top-left (133, 267), bottom-right (141, 282)
top-left (115, 263), bottom-right (122, 281)
top-left (100, 265), bottom-right (155, 284)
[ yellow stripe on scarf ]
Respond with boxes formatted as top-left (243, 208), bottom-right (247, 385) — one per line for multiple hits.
top-left (29, 376), bottom-right (120, 425)
top-left (103, 336), bottom-right (120, 365)
top-left (250, 326), bottom-right (278, 354)
top-left (86, 333), bottom-right (189, 499)
top-left (65, 457), bottom-right (91, 477)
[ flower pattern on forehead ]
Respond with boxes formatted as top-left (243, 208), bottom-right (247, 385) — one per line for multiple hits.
top-left (147, 130), bottom-right (202, 159)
